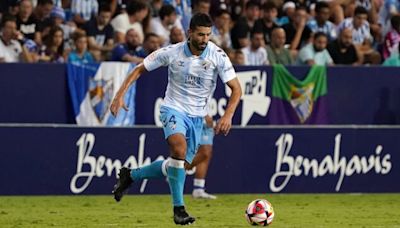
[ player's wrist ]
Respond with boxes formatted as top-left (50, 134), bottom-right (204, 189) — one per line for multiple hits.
top-left (222, 111), bottom-right (234, 119)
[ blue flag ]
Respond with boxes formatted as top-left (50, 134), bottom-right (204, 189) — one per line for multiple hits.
top-left (67, 62), bottom-right (136, 126)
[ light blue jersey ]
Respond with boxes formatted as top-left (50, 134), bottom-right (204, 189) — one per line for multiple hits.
top-left (143, 41), bottom-right (236, 117)
top-left (307, 19), bottom-right (337, 41)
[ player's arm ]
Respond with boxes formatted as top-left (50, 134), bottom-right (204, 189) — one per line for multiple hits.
top-left (215, 77), bottom-right (242, 136)
top-left (110, 63), bottom-right (147, 116)
top-left (110, 46), bottom-right (169, 115)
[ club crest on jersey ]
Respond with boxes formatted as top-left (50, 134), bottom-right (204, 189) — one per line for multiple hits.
top-left (178, 61), bottom-right (185, 67)
top-left (289, 83), bottom-right (314, 123)
top-left (88, 78), bottom-right (113, 122)
top-left (202, 60), bottom-right (211, 70)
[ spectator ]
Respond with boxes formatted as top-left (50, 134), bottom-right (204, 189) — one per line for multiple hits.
top-left (50, 6), bottom-right (77, 53)
top-left (292, 0), bottom-right (315, 10)
top-left (232, 49), bottom-right (245, 65)
top-left (149, 0), bottom-right (162, 17)
top-left (229, 0), bottom-right (245, 22)
top-left (383, 15), bottom-right (400, 60)
top-left (38, 25), bottom-right (65, 62)
top-left (378, 0), bottom-right (400, 36)
top-left (300, 0), bottom-right (345, 25)
top-left (326, 0), bottom-right (345, 25)
top-left (282, 6), bottom-right (312, 51)
top-left (253, 1), bottom-right (279, 45)
top-left (67, 32), bottom-right (95, 63)
top-left (111, 28), bottom-right (143, 63)
top-left (169, 26), bottom-right (185, 44)
top-left (210, 0), bottom-right (229, 18)
top-left (211, 9), bottom-right (231, 49)
top-left (338, 6), bottom-right (381, 64)
top-left (230, 0), bottom-right (260, 49)
top-left (32, 0), bottom-right (62, 8)
top-left (1, 0), bottom-right (20, 17)
top-left (16, 0), bottom-right (39, 41)
top-left (85, 4), bottom-right (114, 61)
top-left (101, 0), bottom-right (130, 16)
top-left (70, 0), bottom-right (98, 27)
top-left (149, 4), bottom-right (184, 47)
top-left (267, 27), bottom-right (293, 65)
top-left (136, 33), bottom-right (161, 58)
top-left (277, 1), bottom-right (296, 26)
top-left (164, 0), bottom-right (192, 32)
top-left (297, 32), bottom-right (333, 66)
top-left (33, 0), bottom-right (53, 22)
top-left (307, 2), bottom-right (337, 42)
top-left (0, 14), bottom-right (33, 62)
top-left (338, 6), bottom-right (371, 45)
top-left (111, 0), bottom-right (149, 44)
top-left (241, 30), bottom-right (269, 65)
top-left (33, 0), bottom-right (54, 45)
top-left (192, 0), bottom-right (211, 14)
top-left (383, 43), bottom-right (400, 66)
top-left (52, 0), bottom-right (62, 8)
top-left (327, 28), bottom-right (362, 65)
top-left (351, 0), bottom-right (380, 43)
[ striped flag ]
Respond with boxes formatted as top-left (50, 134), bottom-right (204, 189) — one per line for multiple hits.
top-left (67, 62), bottom-right (136, 126)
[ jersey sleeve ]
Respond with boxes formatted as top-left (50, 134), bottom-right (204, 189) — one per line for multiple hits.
top-left (143, 47), bottom-right (170, 71)
top-left (216, 50), bottom-right (236, 83)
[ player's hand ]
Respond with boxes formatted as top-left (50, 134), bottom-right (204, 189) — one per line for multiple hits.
top-left (110, 93), bottom-right (128, 116)
top-left (214, 115), bottom-right (232, 136)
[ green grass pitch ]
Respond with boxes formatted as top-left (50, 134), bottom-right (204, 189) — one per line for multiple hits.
top-left (0, 194), bottom-right (399, 227)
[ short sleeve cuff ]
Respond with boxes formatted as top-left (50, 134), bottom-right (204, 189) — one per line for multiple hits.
top-left (221, 69), bottom-right (236, 83)
top-left (143, 55), bottom-right (157, 72)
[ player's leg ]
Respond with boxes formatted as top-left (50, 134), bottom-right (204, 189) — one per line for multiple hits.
top-left (166, 133), bottom-right (187, 208)
top-left (192, 123), bottom-right (217, 199)
top-left (162, 107), bottom-right (201, 225)
top-left (112, 159), bottom-right (168, 202)
top-left (192, 144), bottom-right (217, 199)
top-left (170, 115), bottom-right (203, 225)
top-left (166, 133), bottom-right (196, 225)
top-left (112, 106), bottom-right (181, 202)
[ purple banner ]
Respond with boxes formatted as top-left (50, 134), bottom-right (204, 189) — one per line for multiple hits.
top-left (0, 125), bottom-right (398, 195)
top-left (1, 64), bottom-right (399, 125)
top-left (135, 66), bottom-right (400, 125)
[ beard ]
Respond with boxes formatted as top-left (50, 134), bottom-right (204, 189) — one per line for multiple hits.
top-left (339, 40), bottom-right (351, 48)
top-left (313, 45), bottom-right (325, 52)
top-left (191, 39), bottom-right (207, 51)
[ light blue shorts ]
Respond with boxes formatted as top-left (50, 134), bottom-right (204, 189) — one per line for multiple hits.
top-left (159, 106), bottom-right (203, 164)
top-left (200, 124), bottom-right (214, 146)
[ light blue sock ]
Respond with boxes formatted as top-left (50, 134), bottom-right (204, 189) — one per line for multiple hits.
top-left (130, 160), bottom-right (167, 181)
top-left (167, 158), bottom-right (186, 206)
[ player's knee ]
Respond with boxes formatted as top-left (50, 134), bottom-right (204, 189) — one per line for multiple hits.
top-left (167, 135), bottom-right (187, 159)
top-left (171, 147), bottom-right (186, 159)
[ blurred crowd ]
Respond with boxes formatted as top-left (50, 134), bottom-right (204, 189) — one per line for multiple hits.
top-left (1, 0), bottom-right (400, 66)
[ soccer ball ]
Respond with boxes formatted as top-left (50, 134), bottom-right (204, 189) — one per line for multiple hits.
top-left (245, 199), bottom-right (274, 226)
